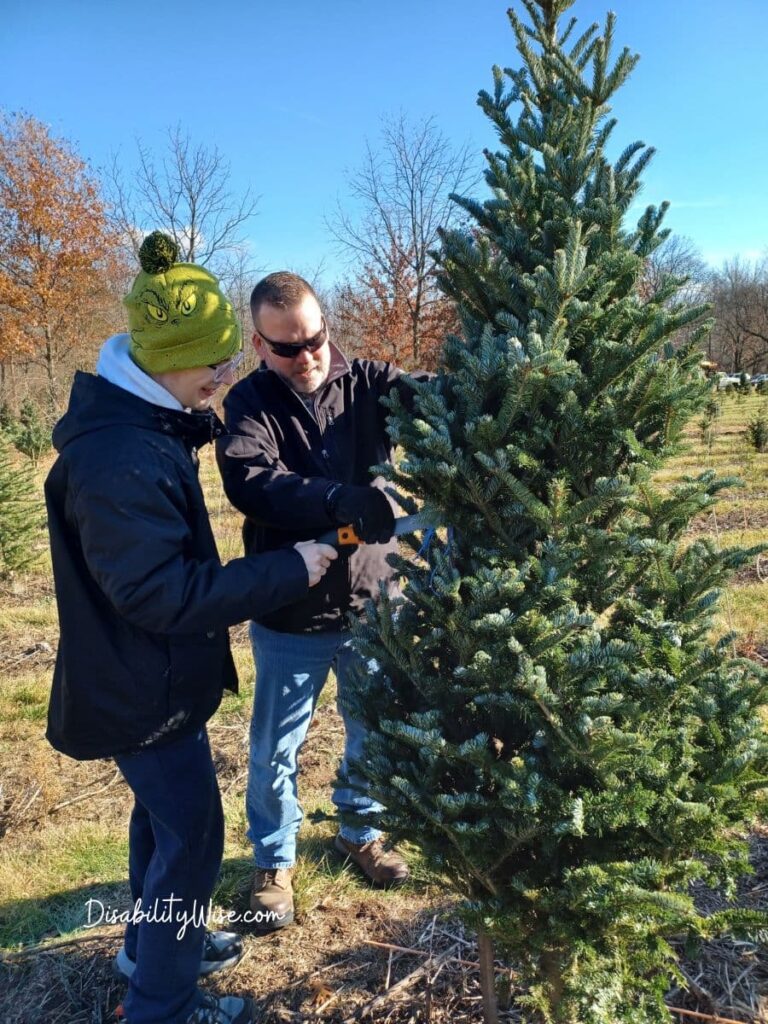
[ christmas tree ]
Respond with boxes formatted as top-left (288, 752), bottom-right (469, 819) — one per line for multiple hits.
top-left (344, 2), bottom-right (768, 1021)
top-left (0, 431), bottom-right (44, 577)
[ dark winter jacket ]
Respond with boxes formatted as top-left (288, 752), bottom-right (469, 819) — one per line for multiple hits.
top-left (45, 372), bottom-right (309, 760)
top-left (216, 346), bottom-right (430, 633)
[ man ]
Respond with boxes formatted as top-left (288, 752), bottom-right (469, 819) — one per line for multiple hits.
top-left (45, 236), bottom-right (336, 1024)
top-left (216, 272), bottom-right (431, 930)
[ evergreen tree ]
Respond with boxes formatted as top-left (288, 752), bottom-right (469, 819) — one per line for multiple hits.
top-left (345, 3), bottom-right (768, 1022)
top-left (11, 398), bottom-right (52, 466)
top-left (0, 399), bottom-right (14, 432)
top-left (747, 407), bottom-right (768, 453)
top-left (0, 432), bottom-right (45, 576)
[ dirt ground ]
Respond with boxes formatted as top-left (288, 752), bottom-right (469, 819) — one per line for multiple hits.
top-left (2, 398), bottom-right (768, 1023)
top-left (2, 695), bottom-right (768, 1023)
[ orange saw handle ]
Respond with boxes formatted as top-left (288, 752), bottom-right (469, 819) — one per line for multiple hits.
top-left (316, 513), bottom-right (430, 548)
top-left (336, 524), bottom-right (362, 546)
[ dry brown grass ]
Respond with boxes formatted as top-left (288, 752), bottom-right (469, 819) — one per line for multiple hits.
top-left (0, 391), bottom-right (766, 1022)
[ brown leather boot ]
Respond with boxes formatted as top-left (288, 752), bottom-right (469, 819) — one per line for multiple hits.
top-left (334, 835), bottom-right (409, 888)
top-left (249, 867), bottom-right (294, 931)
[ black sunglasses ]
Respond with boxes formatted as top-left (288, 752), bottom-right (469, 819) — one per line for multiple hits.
top-left (257, 317), bottom-right (329, 359)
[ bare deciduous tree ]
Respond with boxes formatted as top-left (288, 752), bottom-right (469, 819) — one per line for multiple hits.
top-left (641, 234), bottom-right (708, 306)
top-left (708, 257), bottom-right (768, 373)
top-left (107, 124), bottom-right (258, 272)
top-left (636, 234), bottom-right (711, 358)
top-left (328, 113), bottom-right (478, 365)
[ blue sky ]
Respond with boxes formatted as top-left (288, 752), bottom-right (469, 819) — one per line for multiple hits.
top-left (3, 0), bottom-right (767, 284)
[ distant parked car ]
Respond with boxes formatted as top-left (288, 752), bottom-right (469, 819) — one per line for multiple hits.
top-left (751, 373), bottom-right (768, 387)
top-left (717, 373), bottom-right (747, 389)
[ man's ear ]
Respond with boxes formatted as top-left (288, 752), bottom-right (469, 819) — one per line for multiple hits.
top-left (251, 331), bottom-right (263, 356)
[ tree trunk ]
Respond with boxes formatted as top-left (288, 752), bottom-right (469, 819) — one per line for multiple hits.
top-left (540, 948), bottom-right (566, 1017)
top-left (43, 325), bottom-right (57, 412)
top-left (477, 930), bottom-right (500, 1024)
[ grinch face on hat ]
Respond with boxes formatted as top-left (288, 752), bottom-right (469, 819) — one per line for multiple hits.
top-left (129, 266), bottom-right (231, 341)
top-left (124, 232), bottom-right (241, 374)
top-left (135, 279), bottom-right (200, 330)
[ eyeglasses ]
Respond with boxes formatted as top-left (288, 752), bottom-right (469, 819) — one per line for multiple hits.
top-left (256, 317), bottom-right (329, 359)
top-left (209, 351), bottom-right (244, 385)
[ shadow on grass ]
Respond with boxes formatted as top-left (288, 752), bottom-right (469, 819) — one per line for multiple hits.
top-left (215, 832), bottom-right (439, 925)
top-left (0, 831), bottom-right (450, 1024)
top-left (0, 905), bottom-right (463, 1024)
top-left (0, 879), bottom-right (131, 950)
top-left (0, 823), bottom-right (438, 946)
top-left (0, 843), bottom-right (454, 1024)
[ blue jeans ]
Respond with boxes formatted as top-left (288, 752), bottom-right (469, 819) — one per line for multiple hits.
top-left (247, 621), bottom-right (383, 868)
top-left (115, 727), bottom-right (224, 1024)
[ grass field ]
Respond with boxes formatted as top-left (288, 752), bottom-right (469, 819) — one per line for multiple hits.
top-left (0, 391), bottom-right (766, 1023)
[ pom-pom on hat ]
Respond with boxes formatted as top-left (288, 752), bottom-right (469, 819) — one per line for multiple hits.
top-left (123, 231), bottom-right (241, 374)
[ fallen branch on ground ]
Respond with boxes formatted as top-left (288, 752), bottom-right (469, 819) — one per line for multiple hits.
top-left (363, 938), bottom-right (479, 970)
top-left (362, 940), bottom-right (750, 1024)
top-left (48, 768), bottom-right (123, 813)
top-left (666, 1007), bottom-right (750, 1024)
top-left (0, 929), bottom-right (124, 962)
top-left (342, 943), bottom-right (460, 1022)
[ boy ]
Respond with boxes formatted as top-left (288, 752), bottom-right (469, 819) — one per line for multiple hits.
top-left (45, 234), bottom-right (336, 1024)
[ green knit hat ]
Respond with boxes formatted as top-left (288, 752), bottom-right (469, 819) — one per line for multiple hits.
top-left (124, 232), bottom-right (241, 374)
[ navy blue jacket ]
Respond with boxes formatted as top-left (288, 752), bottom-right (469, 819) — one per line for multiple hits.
top-left (45, 372), bottom-right (309, 760)
top-left (217, 350), bottom-right (430, 633)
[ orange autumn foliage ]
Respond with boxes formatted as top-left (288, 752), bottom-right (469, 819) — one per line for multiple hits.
top-left (0, 113), bottom-right (127, 397)
top-left (335, 246), bottom-right (458, 372)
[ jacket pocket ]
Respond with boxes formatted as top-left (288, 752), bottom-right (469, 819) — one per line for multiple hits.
top-left (167, 631), bottom-right (228, 711)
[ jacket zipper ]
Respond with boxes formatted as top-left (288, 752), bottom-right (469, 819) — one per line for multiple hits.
top-left (320, 408), bottom-right (335, 468)
top-left (273, 375), bottom-right (335, 476)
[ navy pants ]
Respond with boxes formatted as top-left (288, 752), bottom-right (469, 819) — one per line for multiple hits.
top-left (115, 727), bottom-right (224, 1024)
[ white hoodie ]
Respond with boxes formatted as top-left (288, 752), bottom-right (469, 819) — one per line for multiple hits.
top-left (96, 333), bottom-right (184, 411)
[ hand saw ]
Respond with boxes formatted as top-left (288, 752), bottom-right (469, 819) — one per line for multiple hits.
top-left (316, 512), bottom-right (432, 547)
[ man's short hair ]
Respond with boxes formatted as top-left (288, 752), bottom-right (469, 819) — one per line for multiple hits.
top-left (250, 272), bottom-right (319, 325)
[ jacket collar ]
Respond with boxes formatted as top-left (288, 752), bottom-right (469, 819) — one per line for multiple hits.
top-left (326, 341), bottom-right (351, 384)
top-left (256, 340), bottom-right (351, 395)
top-left (52, 372), bottom-right (226, 453)
top-left (151, 405), bottom-right (226, 448)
